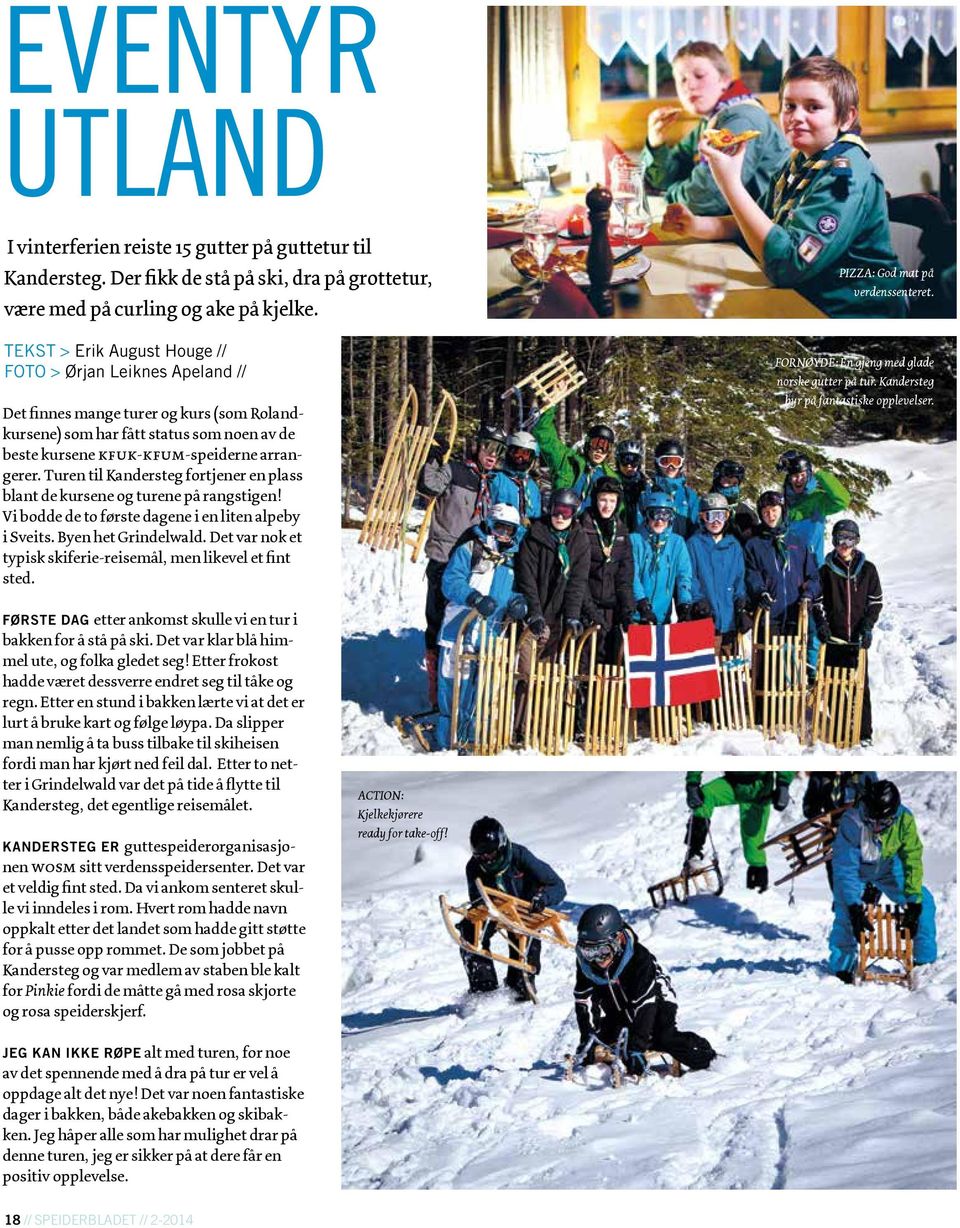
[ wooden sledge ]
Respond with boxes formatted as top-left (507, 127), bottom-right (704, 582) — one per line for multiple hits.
top-left (439, 882), bottom-right (572, 975)
top-left (521, 627), bottom-right (579, 755)
top-left (577, 627), bottom-right (629, 755)
top-left (810, 644), bottom-right (866, 749)
top-left (752, 603), bottom-right (808, 739)
top-left (563, 1030), bottom-right (682, 1086)
top-left (448, 610), bottom-right (518, 754)
top-left (647, 857), bottom-right (724, 909)
top-left (760, 807), bottom-right (845, 886)
top-left (358, 386), bottom-right (457, 556)
top-left (503, 350), bottom-right (587, 429)
top-left (858, 903), bottom-right (914, 989)
top-left (648, 702), bottom-right (694, 745)
top-left (710, 635), bottom-right (755, 732)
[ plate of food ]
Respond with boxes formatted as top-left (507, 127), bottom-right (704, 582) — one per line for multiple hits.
top-left (510, 244), bottom-right (651, 286)
top-left (487, 199), bottom-right (534, 227)
top-left (702, 127), bottom-right (762, 152)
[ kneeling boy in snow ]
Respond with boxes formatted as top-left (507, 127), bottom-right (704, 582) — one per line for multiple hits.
top-left (573, 905), bottom-right (715, 1075)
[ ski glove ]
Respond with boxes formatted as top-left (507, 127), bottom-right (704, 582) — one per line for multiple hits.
top-left (467, 591), bottom-right (497, 619)
top-left (772, 780), bottom-right (791, 811)
top-left (861, 883), bottom-right (881, 906)
top-left (858, 626), bottom-right (873, 649)
top-left (734, 601), bottom-right (752, 635)
top-left (685, 781), bottom-right (705, 811)
top-left (635, 598), bottom-right (656, 625)
top-left (902, 901), bottom-right (922, 937)
top-left (684, 813), bottom-right (709, 859)
top-left (813, 610), bottom-right (832, 642)
top-left (528, 893), bottom-right (546, 914)
top-left (676, 603), bottom-right (694, 622)
top-left (528, 616), bottom-right (548, 640)
top-left (847, 904), bottom-right (868, 937)
top-left (565, 619), bottom-right (584, 638)
top-left (505, 594), bottom-right (528, 621)
top-left (626, 1050), bottom-right (649, 1077)
top-left (691, 598), bottom-right (713, 621)
top-left (758, 592), bottom-right (774, 610)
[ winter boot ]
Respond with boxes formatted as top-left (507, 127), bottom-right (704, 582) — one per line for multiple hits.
top-left (463, 953), bottom-right (498, 993)
top-left (684, 814), bottom-right (709, 869)
top-left (746, 865), bottom-right (769, 893)
top-left (834, 969), bottom-right (854, 985)
top-left (505, 966), bottom-right (536, 1003)
top-left (424, 648), bottom-right (439, 711)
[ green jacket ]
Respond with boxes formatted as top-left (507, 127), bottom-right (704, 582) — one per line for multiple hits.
top-left (640, 99), bottom-right (788, 216)
top-left (531, 406), bottom-right (617, 505)
top-left (758, 141), bottom-right (906, 318)
top-left (833, 806), bottom-right (925, 903)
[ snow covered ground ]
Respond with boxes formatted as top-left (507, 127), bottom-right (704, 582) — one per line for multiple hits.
top-left (341, 439), bottom-right (956, 756)
top-left (341, 771), bottom-right (956, 1189)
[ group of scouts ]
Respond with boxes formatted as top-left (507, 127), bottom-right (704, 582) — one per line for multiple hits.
top-left (641, 44), bottom-right (908, 318)
top-left (452, 773), bottom-right (937, 1074)
top-left (419, 408), bottom-right (884, 749)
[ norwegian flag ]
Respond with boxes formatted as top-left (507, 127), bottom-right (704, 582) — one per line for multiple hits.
top-left (624, 619), bottom-right (721, 708)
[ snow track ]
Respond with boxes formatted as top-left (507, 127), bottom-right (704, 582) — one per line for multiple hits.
top-left (342, 772), bottom-right (956, 1188)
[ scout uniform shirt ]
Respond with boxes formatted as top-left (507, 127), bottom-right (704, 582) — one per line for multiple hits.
top-left (641, 86), bottom-right (789, 216)
top-left (758, 134), bottom-right (906, 318)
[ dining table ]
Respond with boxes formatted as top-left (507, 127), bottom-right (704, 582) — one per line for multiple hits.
top-left (487, 188), bottom-right (826, 321)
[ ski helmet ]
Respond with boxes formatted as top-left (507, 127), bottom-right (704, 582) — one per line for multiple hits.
top-left (616, 439), bottom-right (644, 469)
top-left (486, 502), bottom-right (521, 545)
top-left (549, 487), bottom-right (579, 519)
top-left (701, 492), bottom-right (730, 514)
top-left (654, 438), bottom-right (684, 470)
top-left (576, 904), bottom-right (626, 967)
top-left (470, 817), bottom-right (511, 870)
top-left (586, 423), bottom-right (615, 446)
top-left (712, 459), bottom-right (745, 487)
top-left (476, 424), bottom-right (507, 451)
top-left (832, 518), bottom-right (860, 547)
top-left (505, 430), bottom-right (539, 472)
top-left (862, 779), bottom-right (900, 831)
top-left (779, 450), bottom-right (813, 480)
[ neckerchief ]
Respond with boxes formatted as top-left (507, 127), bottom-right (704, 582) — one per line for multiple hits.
top-left (710, 78), bottom-right (757, 115)
top-left (593, 513), bottom-right (617, 561)
top-left (465, 459), bottom-right (492, 519)
top-left (770, 133), bottom-right (868, 225)
top-left (551, 527), bottom-right (571, 577)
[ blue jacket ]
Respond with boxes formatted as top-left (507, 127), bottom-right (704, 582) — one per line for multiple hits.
top-left (465, 841), bottom-right (565, 907)
top-left (441, 523), bottom-right (525, 642)
top-left (489, 468), bottom-right (542, 523)
top-left (744, 528), bottom-right (820, 625)
top-left (687, 529), bottom-right (747, 634)
top-left (647, 474), bottom-right (700, 539)
top-left (630, 528), bottom-right (693, 624)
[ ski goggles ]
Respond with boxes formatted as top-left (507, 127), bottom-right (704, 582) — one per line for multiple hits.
top-left (645, 506), bottom-right (675, 522)
top-left (507, 447), bottom-right (535, 465)
top-left (475, 845), bottom-right (504, 865)
top-left (617, 452), bottom-right (642, 469)
top-left (550, 504), bottom-right (575, 522)
top-left (588, 437), bottom-right (612, 455)
top-left (834, 533), bottom-right (859, 548)
top-left (577, 938), bottom-right (619, 964)
top-left (655, 454), bottom-right (683, 470)
top-left (492, 520), bottom-right (518, 541)
top-left (477, 440), bottom-right (504, 457)
top-left (758, 492), bottom-right (786, 509)
top-left (702, 509), bottom-right (727, 525)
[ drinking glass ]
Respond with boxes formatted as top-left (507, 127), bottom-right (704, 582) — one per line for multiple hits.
top-left (685, 251), bottom-right (728, 318)
top-left (520, 153), bottom-right (550, 215)
top-left (522, 216), bottom-right (559, 304)
top-left (609, 156), bottom-right (637, 236)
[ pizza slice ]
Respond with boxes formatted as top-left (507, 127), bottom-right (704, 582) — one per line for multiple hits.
top-left (703, 127), bottom-right (762, 151)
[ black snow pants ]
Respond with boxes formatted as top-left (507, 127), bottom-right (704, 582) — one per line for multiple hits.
top-left (595, 1000), bottom-right (715, 1071)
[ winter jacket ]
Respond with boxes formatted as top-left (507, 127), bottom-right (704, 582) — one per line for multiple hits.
top-left (531, 406), bottom-right (617, 509)
top-left (515, 516), bottom-right (591, 627)
top-left (783, 469), bottom-right (851, 565)
top-left (574, 926), bottom-right (677, 1050)
top-left (419, 456), bottom-right (492, 563)
top-left (646, 473), bottom-right (700, 539)
top-left (488, 467), bottom-right (542, 523)
top-left (687, 528), bottom-right (747, 634)
top-left (630, 527), bottom-right (693, 624)
top-left (440, 523), bottom-right (525, 643)
top-left (579, 507), bottom-right (635, 627)
top-left (815, 550), bottom-right (883, 643)
top-left (465, 840), bottom-right (565, 908)
top-left (618, 473), bottom-right (649, 534)
top-left (686, 771), bottom-right (796, 802)
top-left (744, 527), bottom-right (820, 626)
top-left (832, 804), bottom-right (925, 905)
